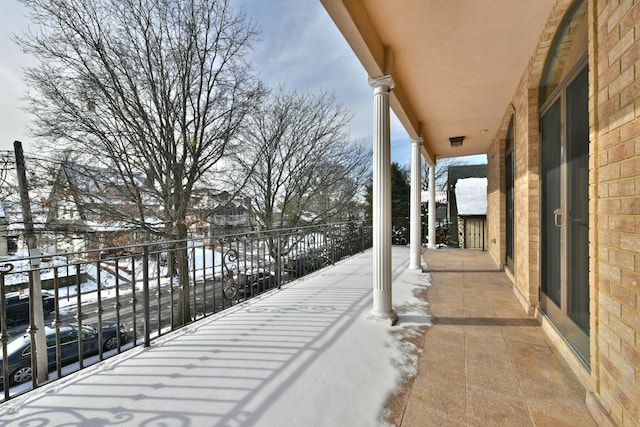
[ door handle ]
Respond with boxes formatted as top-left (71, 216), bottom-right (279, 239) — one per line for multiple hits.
top-left (554, 208), bottom-right (564, 227)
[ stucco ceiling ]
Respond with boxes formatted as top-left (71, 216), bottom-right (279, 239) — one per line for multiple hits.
top-left (321, 0), bottom-right (556, 163)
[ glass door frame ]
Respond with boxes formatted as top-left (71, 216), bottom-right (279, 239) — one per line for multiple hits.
top-left (539, 56), bottom-right (590, 366)
top-left (505, 115), bottom-right (515, 273)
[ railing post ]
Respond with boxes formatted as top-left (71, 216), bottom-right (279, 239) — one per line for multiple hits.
top-left (27, 271), bottom-right (38, 389)
top-left (130, 260), bottom-right (138, 346)
top-left (53, 267), bottom-right (62, 380)
top-left (114, 259), bottom-right (122, 350)
top-left (156, 250), bottom-right (163, 337)
top-left (1, 263), bottom-right (14, 398)
top-left (201, 242), bottom-right (207, 316)
top-left (326, 224), bottom-right (333, 265)
top-left (191, 243), bottom-right (197, 319)
top-left (75, 264), bottom-right (84, 370)
top-left (143, 245), bottom-right (150, 347)
top-left (331, 225), bottom-right (337, 264)
top-left (95, 259), bottom-right (103, 360)
top-left (276, 232), bottom-right (282, 289)
top-left (168, 248), bottom-right (175, 329)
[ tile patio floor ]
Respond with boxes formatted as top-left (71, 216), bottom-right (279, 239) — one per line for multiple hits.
top-left (387, 248), bottom-right (597, 427)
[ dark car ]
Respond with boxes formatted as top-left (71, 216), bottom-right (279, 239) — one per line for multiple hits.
top-left (237, 270), bottom-right (276, 297)
top-left (2, 291), bottom-right (56, 327)
top-left (0, 322), bottom-right (128, 387)
top-left (284, 254), bottom-right (327, 277)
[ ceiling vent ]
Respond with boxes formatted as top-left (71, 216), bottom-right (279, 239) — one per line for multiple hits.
top-left (449, 136), bottom-right (464, 147)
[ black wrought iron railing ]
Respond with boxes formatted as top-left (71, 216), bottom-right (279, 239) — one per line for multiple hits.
top-left (0, 221), bottom-right (372, 401)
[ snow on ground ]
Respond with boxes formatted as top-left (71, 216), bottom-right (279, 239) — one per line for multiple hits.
top-left (0, 246), bottom-right (431, 427)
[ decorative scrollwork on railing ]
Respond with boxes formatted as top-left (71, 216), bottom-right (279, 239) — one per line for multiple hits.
top-left (222, 247), bottom-right (238, 273)
top-left (221, 248), bottom-right (238, 300)
top-left (0, 263), bottom-right (14, 274)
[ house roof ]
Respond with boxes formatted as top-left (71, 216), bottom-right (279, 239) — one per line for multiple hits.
top-left (447, 164), bottom-right (487, 185)
top-left (320, 0), bottom-right (556, 163)
top-left (2, 200), bottom-right (48, 231)
top-left (455, 178), bottom-right (487, 216)
top-left (420, 191), bottom-right (447, 205)
top-left (61, 163), bottom-right (151, 205)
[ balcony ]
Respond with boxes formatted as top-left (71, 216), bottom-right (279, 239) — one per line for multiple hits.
top-left (0, 242), bottom-right (595, 425)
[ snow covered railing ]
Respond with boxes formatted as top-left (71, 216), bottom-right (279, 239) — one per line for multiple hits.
top-left (0, 221), bottom-right (372, 400)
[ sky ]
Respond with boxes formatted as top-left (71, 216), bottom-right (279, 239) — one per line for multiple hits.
top-left (0, 247), bottom-right (431, 426)
top-left (0, 0), bottom-right (420, 166)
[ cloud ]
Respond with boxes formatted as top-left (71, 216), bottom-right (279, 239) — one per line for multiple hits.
top-left (0, 0), bottom-right (412, 161)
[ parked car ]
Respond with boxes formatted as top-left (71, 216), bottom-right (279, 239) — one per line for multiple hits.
top-left (237, 269), bottom-right (276, 298)
top-left (2, 291), bottom-right (56, 327)
top-left (0, 322), bottom-right (128, 387)
top-left (284, 254), bottom-right (327, 277)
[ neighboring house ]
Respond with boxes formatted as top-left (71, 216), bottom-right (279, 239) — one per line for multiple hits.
top-left (208, 191), bottom-right (252, 236)
top-left (342, 200), bottom-right (367, 222)
top-left (2, 199), bottom-right (48, 256)
top-left (5, 162), bottom-right (242, 254)
top-left (189, 189), bottom-right (216, 237)
top-left (45, 162), bottom-right (158, 253)
top-left (420, 190), bottom-right (447, 244)
top-left (446, 164), bottom-right (487, 246)
top-left (420, 190), bottom-right (447, 225)
top-left (454, 178), bottom-right (487, 250)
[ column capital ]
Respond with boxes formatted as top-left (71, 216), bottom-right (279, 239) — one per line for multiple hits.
top-left (410, 137), bottom-right (424, 145)
top-left (368, 75), bottom-right (395, 92)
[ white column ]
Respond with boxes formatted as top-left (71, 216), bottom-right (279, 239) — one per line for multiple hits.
top-left (428, 163), bottom-right (437, 249)
top-left (409, 137), bottom-right (423, 269)
top-left (368, 75), bottom-right (397, 325)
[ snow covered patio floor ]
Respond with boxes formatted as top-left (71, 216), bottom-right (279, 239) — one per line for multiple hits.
top-left (0, 247), bottom-right (431, 426)
top-left (0, 248), bottom-right (597, 426)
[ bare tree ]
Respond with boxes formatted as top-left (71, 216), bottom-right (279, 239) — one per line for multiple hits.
top-left (0, 152), bottom-right (14, 203)
top-left (16, 0), bottom-right (263, 325)
top-left (231, 87), bottom-right (371, 258)
top-left (0, 151), bottom-right (58, 211)
top-left (17, 0), bottom-right (263, 242)
top-left (422, 157), bottom-right (462, 192)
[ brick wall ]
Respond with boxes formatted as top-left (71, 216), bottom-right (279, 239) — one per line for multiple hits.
top-left (488, 0), bottom-right (572, 311)
top-left (488, 0), bottom-right (639, 425)
top-left (487, 110), bottom-right (511, 268)
top-left (592, 0), bottom-right (640, 425)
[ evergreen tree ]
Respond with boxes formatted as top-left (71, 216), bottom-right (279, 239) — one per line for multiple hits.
top-left (364, 162), bottom-right (410, 219)
top-left (390, 163), bottom-right (410, 218)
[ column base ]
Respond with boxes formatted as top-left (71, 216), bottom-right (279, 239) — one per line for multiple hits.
top-left (368, 309), bottom-right (398, 326)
